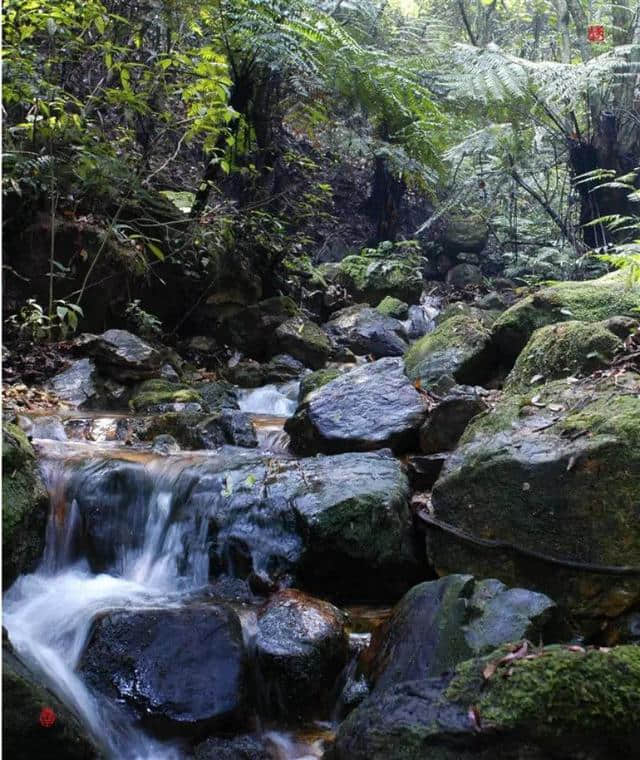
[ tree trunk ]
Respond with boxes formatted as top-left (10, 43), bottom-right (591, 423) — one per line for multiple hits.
top-left (366, 155), bottom-right (406, 244)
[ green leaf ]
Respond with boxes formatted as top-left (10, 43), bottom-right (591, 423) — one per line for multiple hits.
top-left (146, 242), bottom-right (165, 261)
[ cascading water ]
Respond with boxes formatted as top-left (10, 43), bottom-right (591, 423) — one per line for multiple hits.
top-left (237, 380), bottom-right (300, 417)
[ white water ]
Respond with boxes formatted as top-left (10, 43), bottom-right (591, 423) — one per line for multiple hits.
top-left (237, 380), bottom-right (300, 417)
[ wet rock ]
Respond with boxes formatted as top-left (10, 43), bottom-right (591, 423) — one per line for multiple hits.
top-left (195, 381), bottom-right (240, 411)
top-left (491, 269), bottom-right (640, 363)
top-left (151, 434), bottom-right (181, 454)
top-left (3, 643), bottom-right (99, 760)
top-left (61, 449), bottom-right (420, 600)
top-left (159, 363), bottom-right (180, 383)
top-left (2, 423), bottom-right (49, 588)
top-left (17, 415), bottom-right (67, 442)
top-left (363, 575), bottom-right (557, 694)
top-left (286, 358), bottom-right (426, 455)
top-left (194, 735), bottom-right (270, 760)
top-left (504, 320), bottom-right (623, 391)
top-left (48, 359), bottom-right (102, 409)
top-left (419, 386), bottom-right (488, 453)
top-left (324, 305), bottom-right (408, 358)
top-left (129, 379), bottom-right (207, 414)
top-left (223, 355), bottom-right (305, 388)
top-left (405, 314), bottom-right (496, 388)
top-left (443, 214), bottom-right (488, 255)
top-left (404, 302), bottom-right (439, 340)
top-left (80, 605), bottom-right (246, 737)
top-left (273, 317), bottom-right (332, 370)
top-left (406, 454), bottom-right (448, 491)
top-left (478, 291), bottom-right (508, 311)
top-left (220, 297), bottom-right (300, 360)
top-left (298, 368), bottom-right (344, 402)
top-left (256, 590), bottom-right (348, 720)
top-left (75, 329), bottom-right (162, 381)
top-left (333, 645), bottom-right (640, 760)
top-left (196, 412), bottom-right (258, 449)
top-left (427, 369), bottom-right (640, 625)
top-left (337, 244), bottom-right (423, 304)
top-left (377, 296), bottom-right (409, 320)
top-left (445, 263), bottom-right (483, 289)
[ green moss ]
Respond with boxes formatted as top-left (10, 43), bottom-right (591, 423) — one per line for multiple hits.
top-left (561, 394), bottom-right (640, 449)
top-left (338, 248), bottom-right (423, 304)
top-left (492, 270), bottom-right (640, 361)
top-left (377, 296), bottom-right (409, 319)
top-left (129, 379), bottom-right (204, 412)
top-left (299, 368), bottom-right (343, 401)
top-left (505, 320), bottom-right (622, 390)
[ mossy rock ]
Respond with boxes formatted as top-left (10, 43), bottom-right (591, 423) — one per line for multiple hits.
top-left (377, 296), bottom-right (409, 320)
top-left (405, 314), bottom-right (496, 387)
top-left (428, 370), bottom-right (640, 625)
top-left (220, 296), bottom-right (301, 360)
top-left (129, 379), bottom-right (206, 413)
top-left (298, 368), bottom-right (344, 402)
top-left (337, 248), bottom-right (423, 305)
top-left (505, 320), bottom-right (623, 390)
top-left (492, 270), bottom-right (640, 363)
top-left (443, 214), bottom-right (488, 254)
top-left (333, 644), bottom-right (640, 760)
top-left (2, 423), bottom-right (49, 588)
top-left (274, 316), bottom-right (332, 370)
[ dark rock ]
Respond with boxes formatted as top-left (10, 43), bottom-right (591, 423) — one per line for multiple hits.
top-left (48, 359), bottom-right (102, 409)
top-left (274, 316), bottom-right (332, 369)
top-left (602, 315), bottom-right (639, 339)
top-left (419, 386), bottom-right (488, 453)
top-left (406, 454), bottom-right (448, 490)
top-left (324, 305), bottom-right (408, 358)
top-left (75, 329), bottom-right (162, 381)
top-left (298, 368), bottom-right (344, 402)
top-left (220, 297), bottom-right (300, 360)
top-left (443, 214), bottom-right (488, 255)
top-left (195, 381), bottom-right (240, 411)
top-left (286, 358), bottom-right (426, 455)
top-left (478, 292), bottom-right (508, 311)
top-left (3, 644), bottom-right (99, 760)
top-left (129, 379), bottom-right (207, 414)
top-left (194, 735), bottom-right (270, 760)
top-left (377, 296), bottom-right (409, 320)
top-left (80, 606), bottom-right (246, 737)
top-left (196, 412), bottom-right (258, 449)
top-left (2, 423), bottom-right (49, 588)
top-left (445, 263), bottom-right (483, 289)
top-left (159, 363), bottom-right (181, 383)
top-left (223, 355), bottom-right (305, 388)
top-left (363, 575), bottom-right (557, 694)
top-left (427, 369), bottom-right (640, 626)
top-left (337, 245), bottom-right (423, 304)
top-left (256, 589), bottom-right (348, 720)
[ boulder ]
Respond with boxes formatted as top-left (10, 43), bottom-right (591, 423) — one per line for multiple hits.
top-left (274, 316), bottom-right (332, 369)
top-left (377, 296), bottom-right (409, 320)
top-left (194, 735), bottom-right (270, 760)
top-left (195, 412), bottom-right (257, 449)
top-left (298, 368), bottom-right (344, 402)
top-left (195, 381), bottom-right (239, 411)
top-left (363, 575), bottom-right (558, 694)
top-left (80, 605), bottom-right (246, 737)
top-left (332, 645), bottom-right (640, 760)
top-left (2, 423), bottom-right (49, 588)
top-left (426, 369), bottom-right (640, 625)
top-left (220, 297), bottom-right (300, 360)
top-left (47, 359), bottom-right (103, 409)
top-left (256, 590), bottom-right (348, 720)
top-left (419, 385), bottom-right (489, 453)
top-left (324, 305), bottom-right (408, 358)
top-left (223, 355), bottom-right (305, 388)
top-left (129, 379), bottom-right (206, 414)
top-left (337, 245), bottom-right (423, 304)
top-left (491, 270), bottom-right (640, 363)
top-left (445, 263), bottom-right (483, 289)
top-left (3, 643), bottom-right (99, 760)
top-left (286, 358), bottom-right (426, 455)
top-left (75, 329), bottom-right (163, 381)
top-left (504, 320), bottom-right (623, 391)
top-left (406, 454), bottom-right (448, 491)
top-left (405, 314), bottom-right (496, 388)
top-left (443, 214), bottom-right (488, 255)
top-left (56, 449), bottom-right (421, 600)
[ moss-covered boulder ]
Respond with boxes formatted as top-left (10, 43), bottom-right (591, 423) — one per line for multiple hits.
top-left (220, 296), bottom-right (301, 360)
top-left (492, 270), bottom-right (640, 363)
top-left (129, 379), bottom-right (206, 413)
top-left (298, 368), bottom-right (344, 402)
top-left (337, 246), bottom-right (423, 305)
top-left (274, 316), bottom-right (332, 370)
top-left (443, 214), bottom-right (488, 255)
top-left (405, 314), bottom-right (496, 387)
top-left (427, 369), bottom-right (640, 625)
top-left (505, 320), bottom-right (622, 390)
top-left (2, 423), bottom-right (49, 588)
top-left (377, 296), bottom-right (409, 320)
top-left (3, 643), bottom-right (100, 759)
top-left (332, 645), bottom-right (640, 760)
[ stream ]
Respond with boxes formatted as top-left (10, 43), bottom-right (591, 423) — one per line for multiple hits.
top-left (3, 382), bottom-right (390, 760)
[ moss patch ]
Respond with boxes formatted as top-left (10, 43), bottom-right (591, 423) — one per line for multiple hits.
top-left (377, 296), bottom-right (409, 319)
top-left (298, 368), bottom-right (343, 401)
top-left (338, 248), bottom-right (423, 304)
top-left (129, 379), bottom-right (205, 412)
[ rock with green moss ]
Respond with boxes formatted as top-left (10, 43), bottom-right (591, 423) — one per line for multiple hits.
top-left (274, 316), bottom-right (332, 370)
top-left (332, 645), bottom-right (640, 760)
top-left (220, 296), bottom-right (301, 360)
top-left (298, 368), bottom-right (344, 402)
top-left (337, 246), bottom-right (423, 305)
top-left (492, 270), bottom-right (640, 363)
top-left (377, 296), bottom-right (409, 320)
top-left (427, 369), bottom-right (640, 625)
top-left (2, 423), bottom-right (49, 588)
top-left (405, 314), bottom-right (496, 387)
top-left (363, 575), bottom-right (558, 696)
top-left (129, 379), bottom-right (206, 413)
top-left (443, 214), bottom-right (488, 255)
top-left (3, 642), bottom-right (100, 759)
top-left (505, 320), bottom-right (622, 391)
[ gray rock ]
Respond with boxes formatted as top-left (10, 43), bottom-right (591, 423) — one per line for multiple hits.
top-left (76, 329), bottom-right (162, 380)
top-left (324, 305), bottom-right (408, 358)
top-left (48, 358), bottom-right (101, 409)
top-left (220, 297), bottom-right (300, 359)
top-left (151, 434), bottom-right (181, 454)
top-left (195, 381), bottom-right (240, 411)
top-left (446, 263), bottom-right (483, 289)
top-left (274, 316), bottom-right (332, 369)
top-left (223, 355), bottom-right (305, 388)
top-left (419, 385), bottom-right (488, 453)
top-left (17, 414), bottom-right (67, 442)
top-left (443, 214), bottom-right (488, 254)
top-left (194, 735), bottom-right (270, 760)
top-left (286, 358), bottom-right (426, 455)
top-left (196, 411), bottom-right (257, 449)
